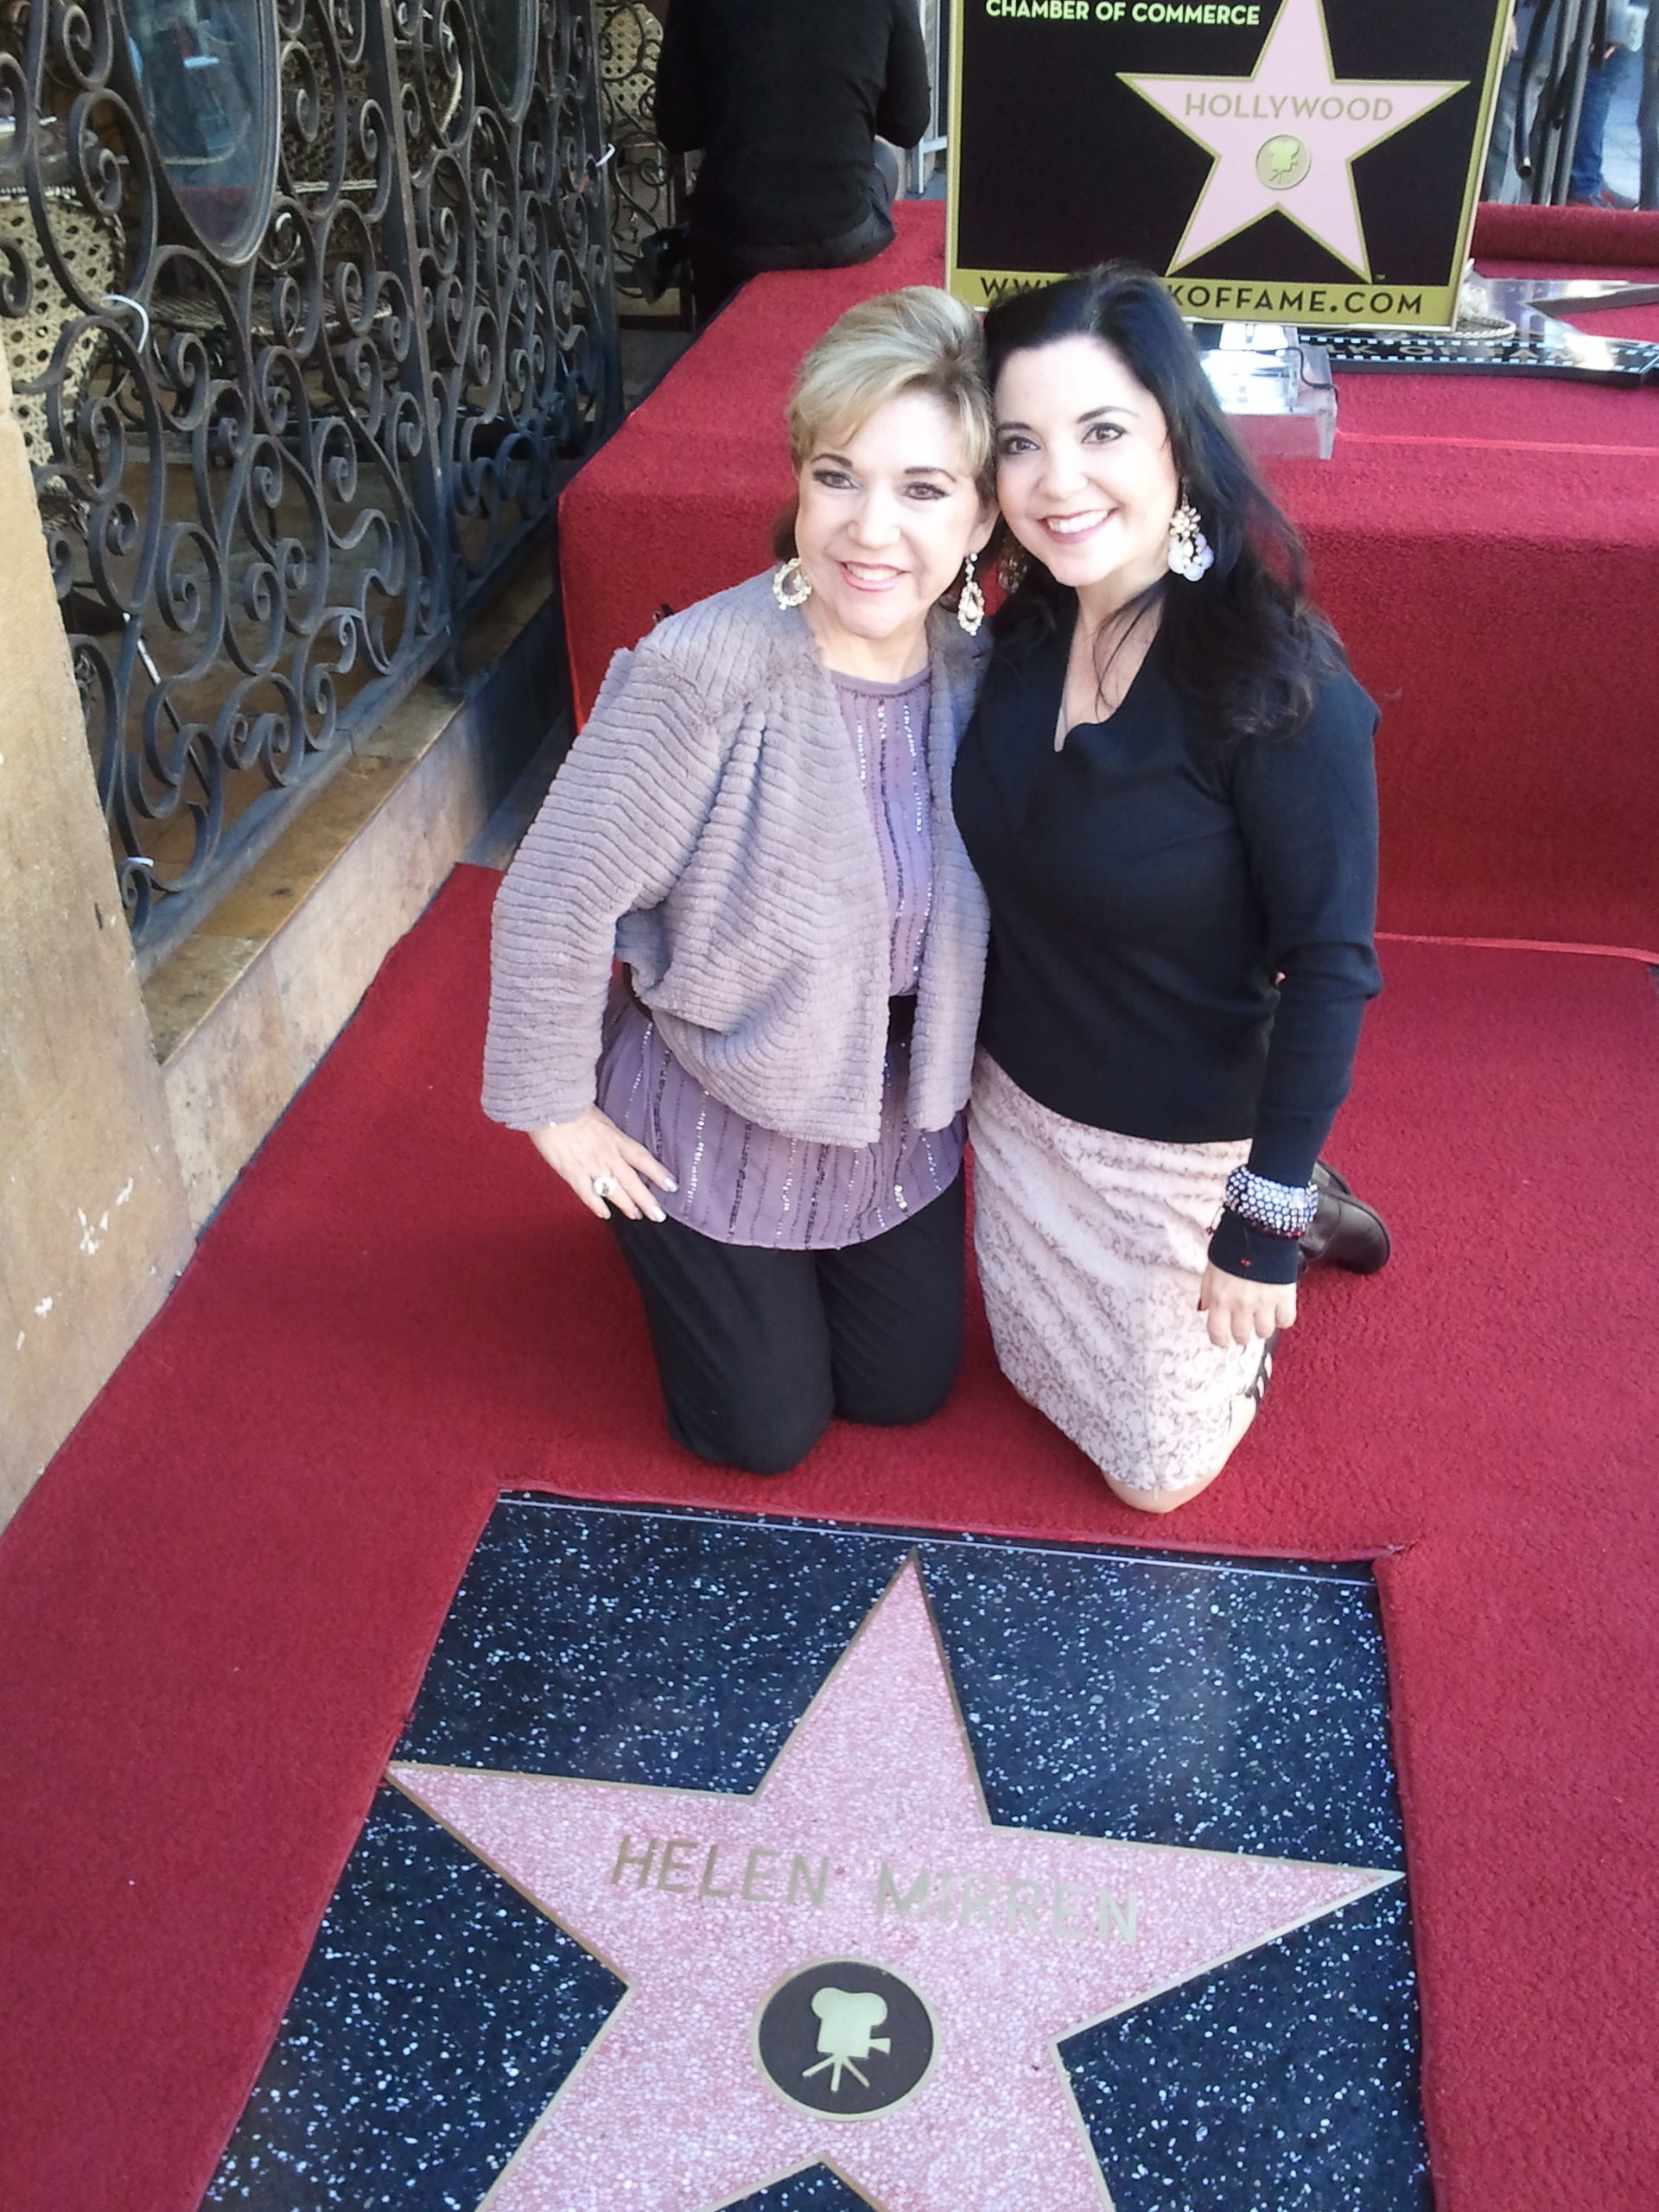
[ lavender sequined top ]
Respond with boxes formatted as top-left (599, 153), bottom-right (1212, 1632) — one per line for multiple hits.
top-left (596, 668), bottom-right (965, 1248)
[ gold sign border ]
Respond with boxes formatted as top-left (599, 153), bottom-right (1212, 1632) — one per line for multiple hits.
top-left (944, 0), bottom-right (1515, 330)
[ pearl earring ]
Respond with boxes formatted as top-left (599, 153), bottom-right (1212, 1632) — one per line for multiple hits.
top-left (772, 556), bottom-right (812, 609)
top-left (957, 552), bottom-right (985, 636)
top-left (1166, 495), bottom-right (1213, 582)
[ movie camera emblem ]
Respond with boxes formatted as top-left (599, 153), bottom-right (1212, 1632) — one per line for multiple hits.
top-left (754, 1960), bottom-right (938, 2119)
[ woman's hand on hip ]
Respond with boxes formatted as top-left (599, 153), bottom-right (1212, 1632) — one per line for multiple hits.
top-left (527, 1108), bottom-right (677, 1224)
top-left (1198, 1263), bottom-right (1296, 1351)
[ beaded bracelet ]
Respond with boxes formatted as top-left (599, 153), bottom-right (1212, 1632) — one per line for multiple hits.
top-left (1224, 1164), bottom-right (1320, 1240)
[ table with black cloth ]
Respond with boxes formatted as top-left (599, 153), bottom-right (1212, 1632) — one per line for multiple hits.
top-left (559, 201), bottom-right (1659, 957)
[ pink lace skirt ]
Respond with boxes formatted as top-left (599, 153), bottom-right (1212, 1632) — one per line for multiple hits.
top-left (969, 1052), bottom-right (1261, 1495)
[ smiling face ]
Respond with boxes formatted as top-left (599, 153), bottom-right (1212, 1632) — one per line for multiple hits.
top-left (994, 334), bottom-right (1182, 616)
top-left (791, 388), bottom-right (995, 680)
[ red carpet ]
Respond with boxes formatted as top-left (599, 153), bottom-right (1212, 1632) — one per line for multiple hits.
top-left (1471, 199), bottom-right (1659, 265)
top-left (1, 866), bottom-right (1656, 2209)
top-left (561, 202), bottom-right (1659, 955)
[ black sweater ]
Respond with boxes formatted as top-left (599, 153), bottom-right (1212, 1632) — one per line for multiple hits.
top-left (953, 620), bottom-right (1381, 1285)
top-left (655, 0), bottom-right (930, 268)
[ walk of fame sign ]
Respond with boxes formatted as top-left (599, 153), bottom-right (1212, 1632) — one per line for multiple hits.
top-left (207, 1502), bottom-right (1430, 2211)
top-left (947, 0), bottom-right (1513, 327)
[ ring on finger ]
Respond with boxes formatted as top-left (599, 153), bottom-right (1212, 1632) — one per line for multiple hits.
top-left (591, 1174), bottom-right (614, 1199)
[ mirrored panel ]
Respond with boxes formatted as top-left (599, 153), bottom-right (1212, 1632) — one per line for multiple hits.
top-left (121, 0), bottom-right (279, 261)
top-left (473, 0), bottom-right (535, 120)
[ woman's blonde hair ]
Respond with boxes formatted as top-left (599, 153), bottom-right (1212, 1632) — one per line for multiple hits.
top-left (785, 285), bottom-right (992, 493)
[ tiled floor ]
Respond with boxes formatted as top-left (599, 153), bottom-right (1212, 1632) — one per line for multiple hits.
top-left (207, 1499), bottom-right (1429, 2211)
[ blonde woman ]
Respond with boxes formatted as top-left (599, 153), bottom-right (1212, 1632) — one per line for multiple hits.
top-left (484, 289), bottom-right (995, 1474)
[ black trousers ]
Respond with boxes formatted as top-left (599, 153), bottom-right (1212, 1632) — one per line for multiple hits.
top-left (690, 149), bottom-right (901, 325)
top-left (608, 1170), bottom-right (965, 1476)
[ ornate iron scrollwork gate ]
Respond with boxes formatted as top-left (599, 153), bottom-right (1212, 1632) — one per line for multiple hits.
top-left (0, 0), bottom-right (619, 970)
top-left (596, 0), bottom-right (678, 306)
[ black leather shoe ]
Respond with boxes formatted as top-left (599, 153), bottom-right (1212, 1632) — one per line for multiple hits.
top-left (1300, 1160), bottom-right (1391, 1275)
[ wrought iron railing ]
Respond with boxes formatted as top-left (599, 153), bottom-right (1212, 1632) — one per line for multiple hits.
top-left (909, 0), bottom-right (947, 194)
top-left (596, 0), bottom-right (679, 305)
top-left (0, 0), bottom-right (619, 971)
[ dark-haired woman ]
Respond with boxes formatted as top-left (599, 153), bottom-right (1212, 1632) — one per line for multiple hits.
top-left (953, 266), bottom-right (1389, 1515)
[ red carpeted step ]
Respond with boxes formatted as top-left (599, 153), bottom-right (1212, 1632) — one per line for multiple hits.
top-left (1472, 199), bottom-right (1659, 267)
top-left (558, 202), bottom-right (1659, 955)
top-left (0, 865), bottom-right (1656, 2209)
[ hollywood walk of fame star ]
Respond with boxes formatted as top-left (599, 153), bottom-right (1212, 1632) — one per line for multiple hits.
top-left (391, 1559), bottom-right (1400, 2212)
top-left (1120, 0), bottom-right (1467, 279)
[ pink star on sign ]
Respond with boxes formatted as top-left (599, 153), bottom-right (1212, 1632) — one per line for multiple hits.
top-left (1120, 0), bottom-right (1466, 278)
top-left (391, 1559), bottom-right (1399, 2211)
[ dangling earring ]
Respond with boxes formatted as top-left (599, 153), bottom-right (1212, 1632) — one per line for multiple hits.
top-left (957, 551), bottom-right (985, 636)
top-left (772, 556), bottom-right (812, 609)
top-left (1166, 493), bottom-right (1213, 582)
top-left (997, 543), bottom-right (1029, 593)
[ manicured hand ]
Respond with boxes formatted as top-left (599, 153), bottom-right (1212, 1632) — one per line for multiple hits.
top-left (1197, 1263), bottom-right (1296, 1351)
top-left (527, 1107), bottom-right (677, 1224)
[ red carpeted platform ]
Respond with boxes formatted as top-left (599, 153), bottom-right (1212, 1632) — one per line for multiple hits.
top-left (1, 863), bottom-right (1656, 2209)
top-left (561, 201), bottom-right (1659, 955)
top-left (1472, 200), bottom-right (1659, 265)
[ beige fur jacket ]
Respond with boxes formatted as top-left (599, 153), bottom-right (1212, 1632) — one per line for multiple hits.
top-left (483, 570), bottom-right (992, 1147)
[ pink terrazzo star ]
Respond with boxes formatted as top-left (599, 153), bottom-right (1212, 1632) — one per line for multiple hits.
top-left (391, 1559), bottom-right (1399, 2212)
top-left (1121, 0), bottom-right (1466, 279)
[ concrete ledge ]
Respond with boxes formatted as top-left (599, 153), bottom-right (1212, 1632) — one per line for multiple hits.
top-left (144, 550), bottom-right (569, 1230)
top-left (0, 346), bottom-right (196, 1522)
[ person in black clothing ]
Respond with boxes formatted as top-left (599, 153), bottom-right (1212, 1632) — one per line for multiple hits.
top-left (655, 0), bottom-right (931, 321)
top-left (952, 265), bottom-right (1389, 1515)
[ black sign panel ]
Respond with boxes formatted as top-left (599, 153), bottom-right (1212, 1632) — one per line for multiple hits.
top-left (948, 0), bottom-right (1511, 326)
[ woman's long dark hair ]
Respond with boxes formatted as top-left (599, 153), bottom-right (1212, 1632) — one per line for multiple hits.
top-left (984, 264), bottom-right (1343, 742)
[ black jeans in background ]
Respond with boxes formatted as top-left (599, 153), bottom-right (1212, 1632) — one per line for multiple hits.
top-left (607, 1167), bottom-right (965, 1476)
top-left (690, 147), bottom-right (901, 324)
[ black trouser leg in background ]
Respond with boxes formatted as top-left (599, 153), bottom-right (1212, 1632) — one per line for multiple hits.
top-left (690, 155), bottom-right (900, 327)
top-left (689, 241), bottom-right (743, 326)
top-left (607, 1172), bottom-right (966, 1476)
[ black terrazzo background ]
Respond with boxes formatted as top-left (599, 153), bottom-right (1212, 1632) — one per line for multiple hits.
top-left (202, 1789), bottom-right (621, 2212)
top-left (207, 1497), bottom-right (1430, 2211)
